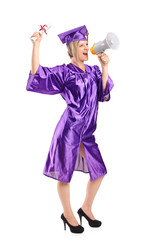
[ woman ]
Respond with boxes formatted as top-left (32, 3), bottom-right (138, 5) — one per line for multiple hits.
top-left (26, 25), bottom-right (114, 234)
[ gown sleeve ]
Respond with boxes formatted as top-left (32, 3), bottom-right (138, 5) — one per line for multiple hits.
top-left (26, 64), bottom-right (65, 95)
top-left (94, 65), bottom-right (114, 102)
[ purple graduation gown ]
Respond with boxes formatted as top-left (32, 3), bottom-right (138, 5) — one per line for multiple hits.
top-left (26, 63), bottom-right (114, 182)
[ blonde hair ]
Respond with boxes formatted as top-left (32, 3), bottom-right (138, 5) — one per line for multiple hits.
top-left (67, 40), bottom-right (79, 60)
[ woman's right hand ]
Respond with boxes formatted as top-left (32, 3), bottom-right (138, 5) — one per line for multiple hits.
top-left (30, 32), bottom-right (43, 45)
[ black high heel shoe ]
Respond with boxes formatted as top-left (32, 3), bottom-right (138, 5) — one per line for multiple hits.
top-left (61, 213), bottom-right (84, 233)
top-left (77, 208), bottom-right (102, 227)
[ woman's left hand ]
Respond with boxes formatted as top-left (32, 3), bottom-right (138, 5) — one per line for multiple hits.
top-left (97, 53), bottom-right (110, 67)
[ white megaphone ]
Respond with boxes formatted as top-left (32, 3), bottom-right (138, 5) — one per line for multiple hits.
top-left (90, 32), bottom-right (120, 56)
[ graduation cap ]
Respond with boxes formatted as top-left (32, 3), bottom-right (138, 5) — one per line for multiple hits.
top-left (58, 25), bottom-right (89, 47)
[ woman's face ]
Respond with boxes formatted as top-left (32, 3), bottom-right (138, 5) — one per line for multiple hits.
top-left (76, 40), bottom-right (89, 62)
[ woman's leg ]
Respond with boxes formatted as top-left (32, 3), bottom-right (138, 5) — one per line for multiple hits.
top-left (79, 142), bottom-right (105, 219)
top-left (57, 181), bottom-right (79, 226)
top-left (81, 175), bottom-right (105, 219)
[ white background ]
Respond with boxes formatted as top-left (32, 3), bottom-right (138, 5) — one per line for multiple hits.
top-left (0, 0), bottom-right (160, 239)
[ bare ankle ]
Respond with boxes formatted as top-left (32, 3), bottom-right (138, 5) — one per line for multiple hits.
top-left (63, 210), bottom-right (74, 218)
top-left (81, 204), bottom-right (92, 211)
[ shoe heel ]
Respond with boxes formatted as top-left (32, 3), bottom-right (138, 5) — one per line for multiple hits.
top-left (78, 213), bottom-right (82, 225)
top-left (79, 215), bottom-right (82, 225)
top-left (63, 221), bottom-right (66, 230)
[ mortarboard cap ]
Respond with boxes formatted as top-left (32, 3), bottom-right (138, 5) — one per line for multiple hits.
top-left (58, 25), bottom-right (88, 47)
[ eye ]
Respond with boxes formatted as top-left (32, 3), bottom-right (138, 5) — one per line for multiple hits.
top-left (79, 43), bottom-right (88, 47)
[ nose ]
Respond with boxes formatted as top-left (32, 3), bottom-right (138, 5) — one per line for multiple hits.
top-left (85, 45), bottom-right (89, 51)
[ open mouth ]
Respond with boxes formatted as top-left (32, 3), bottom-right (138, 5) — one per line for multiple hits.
top-left (83, 53), bottom-right (88, 56)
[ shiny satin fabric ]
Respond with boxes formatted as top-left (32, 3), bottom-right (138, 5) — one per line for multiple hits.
top-left (26, 63), bottom-right (114, 182)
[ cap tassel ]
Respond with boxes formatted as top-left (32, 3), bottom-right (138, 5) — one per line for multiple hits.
top-left (87, 31), bottom-right (89, 42)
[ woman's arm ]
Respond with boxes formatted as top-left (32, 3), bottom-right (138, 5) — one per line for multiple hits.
top-left (95, 53), bottom-right (114, 102)
top-left (30, 32), bottom-right (43, 75)
top-left (97, 53), bottom-right (110, 92)
top-left (31, 44), bottom-right (40, 75)
top-left (102, 65), bottom-right (109, 93)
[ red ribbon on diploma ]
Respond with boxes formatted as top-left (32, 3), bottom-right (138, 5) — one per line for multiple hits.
top-left (39, 25), bottom-right (48, 34)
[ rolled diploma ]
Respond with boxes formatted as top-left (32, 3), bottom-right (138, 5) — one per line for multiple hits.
top-left (30, 25), bottom-right (52, 42)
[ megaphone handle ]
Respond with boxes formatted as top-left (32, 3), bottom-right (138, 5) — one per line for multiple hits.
top-left (99, 54), bottom-right (108, 64)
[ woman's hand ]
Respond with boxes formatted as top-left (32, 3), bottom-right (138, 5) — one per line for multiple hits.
top-left (30, 32), bottom-right (43, 46)
top-left (97, 53), bottom-right (110, 68)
